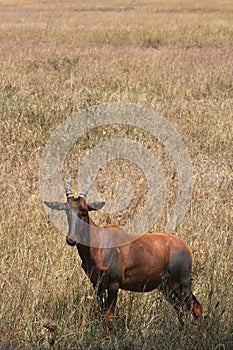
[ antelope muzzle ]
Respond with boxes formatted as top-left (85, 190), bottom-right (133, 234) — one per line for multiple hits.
top-left (66, 234), bottom-right (77, 246)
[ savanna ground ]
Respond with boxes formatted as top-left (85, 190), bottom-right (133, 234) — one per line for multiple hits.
top-left (0, 0), bottom-right (232, 349)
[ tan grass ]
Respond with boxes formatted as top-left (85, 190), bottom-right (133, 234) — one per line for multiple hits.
top-left (0, 0), bottom-right (232, 349)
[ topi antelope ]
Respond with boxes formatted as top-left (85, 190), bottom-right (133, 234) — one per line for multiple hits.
top-left (44, 178), bottom-right (203, 335)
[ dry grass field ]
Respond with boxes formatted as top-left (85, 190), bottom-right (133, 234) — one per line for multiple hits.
top-left (0, 0), bottom-right (232, 349)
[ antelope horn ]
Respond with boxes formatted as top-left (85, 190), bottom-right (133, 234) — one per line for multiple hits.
top-left (65, 176), bottom-right (73, 198)
top-left (79, 178), bottom-right (91, 198)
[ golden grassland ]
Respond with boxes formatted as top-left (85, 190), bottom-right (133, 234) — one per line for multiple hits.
top-left (0, 0), bottom-right (232, 349)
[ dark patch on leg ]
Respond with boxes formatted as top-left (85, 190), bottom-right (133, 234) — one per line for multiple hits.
top-left (161, 249), bottom-right (195, 323)
top-left (105, 281), bottom-right (119, 337)
top-left (167, 249), bottom-right (192, 281)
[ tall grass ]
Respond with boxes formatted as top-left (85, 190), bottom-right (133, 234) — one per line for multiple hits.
top-left (0, 0), bottom-right (232, 349)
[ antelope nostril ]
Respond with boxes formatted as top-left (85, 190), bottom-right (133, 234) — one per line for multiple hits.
top-left (66, 236), bottom-right (76, 246)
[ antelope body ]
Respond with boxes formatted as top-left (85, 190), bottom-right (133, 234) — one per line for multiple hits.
top-left (44, 179), bottom-right (202, 334)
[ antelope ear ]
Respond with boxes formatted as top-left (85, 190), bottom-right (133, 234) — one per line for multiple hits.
top-left (88, 202), bottom-right (105, 211)
top-left (44, 201), bottom-right (66, 211)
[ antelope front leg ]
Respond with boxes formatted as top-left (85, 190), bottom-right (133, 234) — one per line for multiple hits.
top-left (97, 286), bottom-right (107, 311)
top-left (105, 282), bottom-right (119, 337)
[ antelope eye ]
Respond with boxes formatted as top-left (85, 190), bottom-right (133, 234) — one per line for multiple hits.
top-left (78, 208), bottom-right (87, 218)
